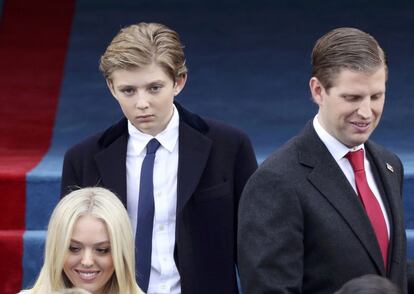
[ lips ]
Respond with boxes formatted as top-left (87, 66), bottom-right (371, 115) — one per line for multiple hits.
top-left (351, 121), bottom-right (370, 132)
top-left (136, 114), bottom-right (154, 122)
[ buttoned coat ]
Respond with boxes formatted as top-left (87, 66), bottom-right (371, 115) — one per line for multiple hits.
top-left (61, 102), bottom-right (258, 294)
top-left (238, 122), bottom-right (406, 294)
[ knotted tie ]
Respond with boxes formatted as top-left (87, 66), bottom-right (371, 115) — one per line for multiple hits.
top-left (136, 138), bottom-right (160, 292)
top-left (346, 149), bottom-right (388, 268)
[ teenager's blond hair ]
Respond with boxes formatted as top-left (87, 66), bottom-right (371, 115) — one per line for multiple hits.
top-left (100, 22), bottom-right (187, 82)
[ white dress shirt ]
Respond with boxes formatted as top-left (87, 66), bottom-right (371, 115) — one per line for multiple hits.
top-left (127, 106), bottom-right (181, 294)
top-left (313, 116), bottom-right (390, 237)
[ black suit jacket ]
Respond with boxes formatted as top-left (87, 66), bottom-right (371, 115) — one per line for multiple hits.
top-left (238, 122), bottom-right (407, 293)
top-left (61, 102), bottom-right (258, 294)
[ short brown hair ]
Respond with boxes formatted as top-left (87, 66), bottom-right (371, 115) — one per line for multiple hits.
top-left (311, 27), bottom-right (387, 90)
top-left (99, 22), bottom-right (187, 82)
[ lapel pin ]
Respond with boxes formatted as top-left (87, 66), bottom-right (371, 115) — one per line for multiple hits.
top-left (386, 163), bottom-right (394, 173)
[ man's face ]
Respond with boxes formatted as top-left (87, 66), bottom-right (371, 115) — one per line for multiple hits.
top-left (310, 67), bottom-right (386, 148)
top-left (108, 63), bottom-right (186, 136)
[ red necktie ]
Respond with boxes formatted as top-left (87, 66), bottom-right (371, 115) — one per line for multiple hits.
top-left (346, 149), bottom-right (388, 268)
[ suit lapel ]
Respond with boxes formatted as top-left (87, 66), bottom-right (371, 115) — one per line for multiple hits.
top-left (365, 142), bottom-right (401, 224)
top-left (94, 121), bottom-right (129, 206)
top-left (176, 121), bottom-right (212, 214)
top-left (366, 150), bottom-right (392, 224)
top-left (298, 123), bottom-right (385, 274)
top-left (365, 142), bottom-right (405, 273)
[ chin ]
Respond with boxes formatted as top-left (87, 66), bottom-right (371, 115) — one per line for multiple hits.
top-left (348, 139), bottom-right (368, 148)
top-left (80, 284), bottom-right (101, 294)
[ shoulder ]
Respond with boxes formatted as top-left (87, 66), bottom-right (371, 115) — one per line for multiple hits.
top-left (203, 118), bottom-right (251, 141)
top-left (242, 140), bottom-right (299, 196)
top-left (62, 132), bottom-right (104, 166)
top-left (365, 140), bottom-right (403, 169)
top-left (260, 134), bottom-right (302, 171)
top-left (65, 132), bottom-right (103, 154)
top-left (258, 120), bottom-right (333, 173)
top-left (365, 141), bottom-right (404, 188)
top-left (64, 118), bottom-right (127, 158)
top-left (366, 140), bottom-right (400, 158)
top-left (176, 101), bottom-right (252, 145)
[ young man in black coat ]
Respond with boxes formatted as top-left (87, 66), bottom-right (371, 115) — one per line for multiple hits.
top-left (61, 22), bottom-right (257, 294)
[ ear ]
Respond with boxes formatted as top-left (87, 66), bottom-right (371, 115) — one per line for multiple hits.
top-left (173, 74), bottom-right (187, 96)
top-left (106, 79), bottom-right (118, 100)
top-left (309, 77), bottom-right (324, 106)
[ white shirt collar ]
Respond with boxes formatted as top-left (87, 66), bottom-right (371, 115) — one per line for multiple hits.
top-left (313, 115), bottom-right (364, 160)
top-left (127, 105), bottom-right (179, 155)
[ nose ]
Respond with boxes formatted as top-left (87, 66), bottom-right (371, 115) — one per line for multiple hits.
top-left (81, 249), bottom-right (94, 268)
top-left (356, 97), bottom-right (372, 119)
top-left (135, 93), bottom-right (149, 110)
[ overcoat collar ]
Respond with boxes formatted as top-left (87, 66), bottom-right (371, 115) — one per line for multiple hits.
top-left (93, 101), bottom-right (212, 212)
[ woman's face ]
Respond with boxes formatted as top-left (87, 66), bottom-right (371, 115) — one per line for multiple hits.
top-left (63, 215), bottom-right (115, 294)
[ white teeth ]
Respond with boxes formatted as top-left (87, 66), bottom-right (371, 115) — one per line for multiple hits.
top-left (78, 271), bottom-right (98, 280)
top-left (355, 122), bottom-right (368, 127)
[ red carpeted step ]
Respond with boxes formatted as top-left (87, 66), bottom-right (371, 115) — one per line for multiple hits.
top-left (0, 230), bottom-right (23, 294)
top-left (0, 0), bottom-right (74, 293)
top-left (0, 0), bottom-right (74, 229)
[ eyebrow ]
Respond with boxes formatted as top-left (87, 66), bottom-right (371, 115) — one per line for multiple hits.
top-left (70, 239), bottom-right (110, 246)
top-left (117, 80), bottom-right (166, 88)
top-left (340, 93), bottom-right (361, 97)
top-left (340, 91), bottom-right (384, 98)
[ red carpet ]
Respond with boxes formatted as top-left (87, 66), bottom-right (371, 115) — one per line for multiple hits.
top-left (0, 230), bottom-right (24, 293)
top-left (0, 0), bottom-right (74, 292)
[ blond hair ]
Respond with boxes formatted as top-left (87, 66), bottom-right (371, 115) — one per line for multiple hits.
top-left (53, 288), bottom-right (91, 294)
top-left (23, 187), bottom-right (142, 294)
top-left (100, 22), bottom-right (187, 82)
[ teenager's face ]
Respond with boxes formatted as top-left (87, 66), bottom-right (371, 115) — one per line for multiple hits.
top-left (108, 63), bottom-right (186, 136)
top-left (310, 67), bottom-right (386, 148)
top-left (63, 215), bottom-right (114, 294)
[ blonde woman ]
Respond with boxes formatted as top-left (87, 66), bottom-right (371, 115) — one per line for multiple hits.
top-left (20, 187), bottom-right (143, 294)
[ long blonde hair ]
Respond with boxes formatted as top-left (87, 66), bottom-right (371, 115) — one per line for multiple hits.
top-left (24, 187), bottom-right (142, 294)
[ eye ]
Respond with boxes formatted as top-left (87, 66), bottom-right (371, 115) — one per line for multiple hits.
top-left (343, 95), bottom-right (361, 102)
top-left (95, 247), bottom-right (111, 255)
top-left (68, 245), bottom-right (81, 253)
top-left (371, 93), bottom-right (383, 101)
top-left (148, 84), bottom-right (163, 94)
top-left (120, 87), bottom-right (136, 96)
